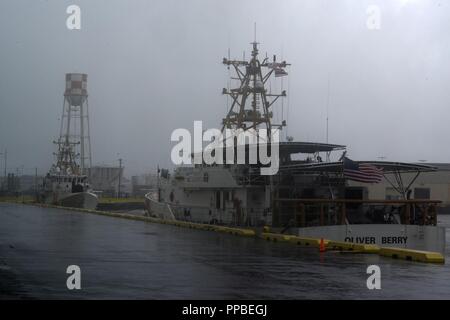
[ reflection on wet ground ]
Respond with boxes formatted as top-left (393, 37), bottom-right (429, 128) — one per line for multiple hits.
top-left (1, 203), bottom-right (449, 299)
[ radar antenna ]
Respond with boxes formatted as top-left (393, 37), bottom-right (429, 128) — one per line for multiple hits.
top-left (221, 42), bottom-right (290, 142)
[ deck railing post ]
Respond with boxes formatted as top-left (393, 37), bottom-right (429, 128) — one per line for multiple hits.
top-left (405, 203), bottom-right (410, 225)
top-left (422, 205), bottom-right (428, 225)
top-left (433, 205), bottom-right (438, 225)
top-left (301, 203), bottom-right (306, 227)
top-left (429, 204), bottom-right (436, 226)
top-left (340, 202), bottom-right (346, 225)
top-left (320, 203), bottom-right (324, 226)
top-left (295, 202), bottom-right (300, 227)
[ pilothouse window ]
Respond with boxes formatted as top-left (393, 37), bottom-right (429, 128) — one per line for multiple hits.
top-left (385, 187), bottom-right (402, 200)
top-left (223, 191), bottom-right (229, 209)
top-left (216, 191), bottom-right (220, 210)
top-left (414, 188), bottom-right (430, 199)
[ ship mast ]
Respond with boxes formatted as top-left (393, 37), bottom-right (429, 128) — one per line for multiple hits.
top-left (221, 42), bottom-right (289, 142)
top-left (53, 139), bottom-right (80, 175)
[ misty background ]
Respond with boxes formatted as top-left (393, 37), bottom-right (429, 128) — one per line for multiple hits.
top-left (0, 0), bottom-right (449, 177)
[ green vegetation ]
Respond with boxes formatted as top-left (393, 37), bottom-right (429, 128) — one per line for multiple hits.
top-left (0, 195), bottom-right (36, 204)
top-left (98, 197), bottom-right (144, 204)
top-left (0, 195), bottom-right (145, 204)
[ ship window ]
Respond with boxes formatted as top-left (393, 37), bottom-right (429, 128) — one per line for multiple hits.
top-left (414, 188), bottom-right (430, 199)
top-left (216, 191), bottom-right (220, 210)
top-left (223, 191), bottom-right (229, 209)
top-left (385, 187), bottom-right (402, 200)
top-left (203, 173), bottom-right (209, 182)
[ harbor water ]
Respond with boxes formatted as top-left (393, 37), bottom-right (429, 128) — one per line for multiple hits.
top-left (1, 202), bottom-right (449, 299)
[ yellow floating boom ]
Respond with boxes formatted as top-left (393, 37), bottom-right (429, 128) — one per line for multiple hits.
top-left (327, 240), bottom-right (380, 254)
top-left (28, 203), bottom-right (445, 264)
top-left (379, 247), bottom-right (445, 264)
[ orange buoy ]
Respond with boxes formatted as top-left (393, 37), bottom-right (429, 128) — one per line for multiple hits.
top-left (319, 238), bottom-right (326, 252)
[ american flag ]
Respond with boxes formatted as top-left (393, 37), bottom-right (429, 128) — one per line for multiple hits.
top-left (343, 157), bottom-right (383, 183)
top-left (274, 67), bottom-right (288, 77)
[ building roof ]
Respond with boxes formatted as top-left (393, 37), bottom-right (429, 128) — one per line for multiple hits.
top-left (419, 163), bottom-right (450, 171)
top-left (279, 141), bottom-right (346, 154)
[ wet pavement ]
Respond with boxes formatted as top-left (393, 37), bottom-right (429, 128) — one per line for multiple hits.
top-left (1, 202), bottom-right (449, 299)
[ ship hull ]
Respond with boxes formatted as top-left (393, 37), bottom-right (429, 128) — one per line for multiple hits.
top-left (144, 192), bottom-right (176, 220)
top-left (291, 224), bottom-right (446, 254)
top-left (44, 192), bottom-right (98, 210)
top-left (144, 193), bottom-right (446, 254)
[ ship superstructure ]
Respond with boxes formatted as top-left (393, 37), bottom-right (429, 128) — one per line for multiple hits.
top-left (145, 42), bottom-right (446, 254)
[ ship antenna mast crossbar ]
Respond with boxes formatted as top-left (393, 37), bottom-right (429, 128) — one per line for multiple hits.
top-left (221, 42), bottom-right (289, 142)
top-left (52, 138), bottom-right (80, 175)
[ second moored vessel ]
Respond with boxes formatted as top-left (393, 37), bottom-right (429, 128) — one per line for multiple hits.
top-left (40, 73), bottom-right (98, 210)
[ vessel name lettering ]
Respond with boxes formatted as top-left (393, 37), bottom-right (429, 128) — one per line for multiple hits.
top-left (381, 236), bottom-right (408, 244)
top-left (344, 236), bottom-right (376, 244)
top-left (344, 236), bottom-right (408, 244)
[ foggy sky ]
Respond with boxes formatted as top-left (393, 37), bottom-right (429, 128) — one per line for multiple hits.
top-left (0, 0), bottom-right (449, 176)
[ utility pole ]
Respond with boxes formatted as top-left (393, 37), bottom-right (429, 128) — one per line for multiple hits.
top-left (35, 167), bottom-right (38, 201)
top-left (0, 151), bottom-right (3, 191)
top-left (118, 158), bottom-right (122, 198)
top-left (0, 149), bottom-right (6, 191)
top-left (4, 148), bottom-right (6, 180)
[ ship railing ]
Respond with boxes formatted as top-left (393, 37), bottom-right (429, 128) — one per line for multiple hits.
top-left (235, 167), bottom-right (267, 186)
top-left (274, 198), bottom-right (441, 228)
top-left (165, 202), bottom-right (213, 221)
